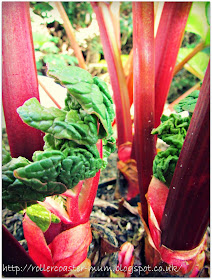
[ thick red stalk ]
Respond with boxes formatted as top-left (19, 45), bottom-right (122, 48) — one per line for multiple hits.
top-left (155, 3), bottom-right (192, 128)
top-left (91, 2), bottom-right (132, 146)
top-left (132, 2), bottom-right (156, 222)
top-left (2, 2), bottom-right (44, 160)
top-left (161, 62), bottom-right (210, 251)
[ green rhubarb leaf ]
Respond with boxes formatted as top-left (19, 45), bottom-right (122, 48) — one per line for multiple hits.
top-left (32, 150), bottom-right (65, 162)
top-left (2, 157), bottom-right (30, 188)
top-left (153, 147), bottom-right (179, 185)
top-left (102, 136), bottom-right (116, 169)
top-left (2, 170), bottom-right (67, 212)
top-left (26, 204), bottom-right (51, 232)
top-left (174, 90), bottom-right (199, 114)
top-left (42, 134), bottom-right (104, 188)
top-left (48, 65), bottom-right (93, 85)
top-left (2, 145), bottom-right (12, 165)
top-left (51, 213), bottom-right (61, 224)
top-left (2, 154), bottom-right (67, 211)
top-left (93, 76), bottom-right (115, 123)
top-left (3, 177), bottom-right (44, 212)
top-left (152, 114), bottom-right (190, 140)
top-left (58, 144), bottom-right (102, 188)
top-left (152, 114), bottom-right (191, 186)
top-left (3, 66), bottom-right (115, 212)
top-left (14, 156), bottom-right (63, 182)
top-left (48, 65), bottom-right (115, 139)
top-left (17, 98), bottom-right (98, 145)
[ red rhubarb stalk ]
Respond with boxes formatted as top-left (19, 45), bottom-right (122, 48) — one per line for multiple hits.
top-left (23, 216), bottom-right (92, 277)
top-left (91, 2), bottom-right (132, 147)
top-left (161, 62), bottom-right (210, 251)
top-left (132, 2), bottom-right (156, 222)
top-left (2, 2), bottom-right (44, 160)
top-left (155, 3), bottom-right (192, 127)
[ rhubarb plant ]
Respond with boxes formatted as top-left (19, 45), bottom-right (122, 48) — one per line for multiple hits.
top-left (3, 65), bottom-right (115, 212)
top-left (2, 65), bottom-right (115, 276)
top-left (143, 64), bottom-right (209, 276)
top-left (152, 90), bottom-right (200, 186)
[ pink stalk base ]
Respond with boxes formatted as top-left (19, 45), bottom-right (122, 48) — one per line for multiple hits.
top-left (115, 242), bottom-right (134, 277)
top-left (23, 216), bottom-right (92, 277)
top-left (138, 177), bottom-right (207, 277)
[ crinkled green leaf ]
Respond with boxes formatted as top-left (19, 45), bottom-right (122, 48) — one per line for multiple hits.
top-left (93, 76), bottom-right (115, 123)
top-left (152, 114), bottom-right (191, 186)
top-left (15, 156), bottom-right (62, 182)
top-left (3, 66), bottom-right (115, 212)
top-left (49, 140), bottom-right (103, 188)
top-left (2, 157), bottom-right (30, 187)
top-left (48, 65), bottom-right (93, 85)
top-left (32, 150), bottom-right (64, 162)
top-left (58, 150), bottom-right (102, 188)
top-left (2, 145), bottom-right (12, 165)
top-left (174, 90), bottom-right (199, 114)
top-left (2, 140), bottom-right (103, 211)
top-left (152, 114), bottom-right (190, 139)
top-left (102, 136), bottom-right (116, 169)
top-left (2, 155), bottom-right (67, 212)
top-left (3, 176), bottom-right (45, 212)
top-left (153, 147), bottom-right (179, 185)
top-left (17, 98), bottom-right (98, 145)
top-left (48, 65), bottom-right (114, 138)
